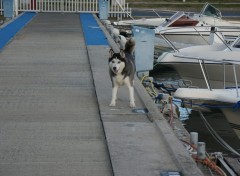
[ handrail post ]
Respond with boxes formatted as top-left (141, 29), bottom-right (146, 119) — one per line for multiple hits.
top-left (233, 64), bottom-right (239, 97)
top-left (199, 59), bottom-right (212, 90)
top-left (223, 63), bottom-right (226, 89)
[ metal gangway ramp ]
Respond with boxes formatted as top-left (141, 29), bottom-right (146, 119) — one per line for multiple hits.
top-left (0, 13), bottom-right (112, 175)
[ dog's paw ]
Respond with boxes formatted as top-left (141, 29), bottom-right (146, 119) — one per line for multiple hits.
top-left (130, 102), bottom-right (136, 108)
top-left (109, 102), bottom-right (116, 107)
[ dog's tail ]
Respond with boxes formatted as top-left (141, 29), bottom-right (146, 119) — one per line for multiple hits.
top-left (124, 37), bottom-right (135, 54)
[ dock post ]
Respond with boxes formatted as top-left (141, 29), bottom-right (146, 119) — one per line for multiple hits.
top-left (197, 142), bottom-right (206, 160)
top-left (3, 0), bottom-right (14, 19)
top-left (99, 0), bottom-right (109, 20)
top-left (190, 132), bottom-right (198, 154)
top-left (190, 132), bottom-right (198, 146)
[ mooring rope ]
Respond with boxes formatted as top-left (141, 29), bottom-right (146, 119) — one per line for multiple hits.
top-left (199, 111), bottom-right (240, 157)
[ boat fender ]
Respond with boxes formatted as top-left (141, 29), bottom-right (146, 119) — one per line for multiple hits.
top-left (115, 35), bottom-right (127, 50)
top-left (103, 20), bottom-right (111, 26)
top-left (162, 103), bottom-right (179, 119)
top-left (111, 28), bottom-right (120, 40)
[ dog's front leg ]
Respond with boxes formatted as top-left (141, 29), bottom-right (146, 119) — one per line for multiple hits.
top-left (128, 85), bottom-right (136, 108)
top-left (110, 85), bottom-right (118, 106)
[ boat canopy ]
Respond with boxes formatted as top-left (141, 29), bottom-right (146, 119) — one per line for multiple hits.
top-left (174, 88), bottom-right (240, 104)
top-left (173, 37), bottom-right (240, 65)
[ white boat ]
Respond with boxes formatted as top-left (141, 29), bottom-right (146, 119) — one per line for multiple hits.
top-left (192, 3), bottom-right (240, 41)
top-left (114, 3), bottom-right (240, 45)
top-left (114, 3), bottom-right (238, 27)
top-left (157, 36), bottom-right (240, 89)
top-left (155, 26), bottom-right (229, 48)
top-left (174, 87), bottom-right (240, 139)
top-left (172, 55), bottom-right (240, 139)
top-left (155, 36), bottom-right (240, 138)
top-left (115, 10), bottom-right (199, 27)
top-left (154, 3), bottom-right (240, 46)
top-left (155, 25), bottom-right (240, 47)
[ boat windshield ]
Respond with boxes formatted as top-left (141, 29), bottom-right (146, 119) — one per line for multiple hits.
top-left (200, 3), bottom-right (222, 18)
top-left (232, 38), bottom-right (240, 48)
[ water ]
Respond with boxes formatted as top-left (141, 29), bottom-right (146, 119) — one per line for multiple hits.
top-left (132, 9), bottom-right (240, 18)
top-left (150, 66), bottom-right (240, 157)
top-left (186, 110), bottom-right (240, 156)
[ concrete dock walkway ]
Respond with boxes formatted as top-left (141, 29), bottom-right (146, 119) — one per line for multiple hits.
top-left (0, 13), bottom-right (203, 176)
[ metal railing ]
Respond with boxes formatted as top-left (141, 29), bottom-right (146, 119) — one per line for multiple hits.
top-left (0, 0), bottom-right (131, 18)
top-left (18, 0), bottom-right (98, 13)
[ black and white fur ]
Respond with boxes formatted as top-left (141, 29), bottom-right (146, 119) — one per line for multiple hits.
top-left (109, 38), bottom-right (136, 108)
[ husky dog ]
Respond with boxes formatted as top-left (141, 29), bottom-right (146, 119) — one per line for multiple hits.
top-left (109, 38), bottom-right (136, 108)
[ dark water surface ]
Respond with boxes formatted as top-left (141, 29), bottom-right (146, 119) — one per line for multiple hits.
top-left (186, 110), bottom-right (240, 156)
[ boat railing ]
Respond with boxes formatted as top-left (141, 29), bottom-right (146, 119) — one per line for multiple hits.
top-left (174, 54), bottom-right (240, 98)
top-left (157, 26), bottom-right (240, 52)
top-left (157, 26), bottom-right (216, 52)
top-left (132, 8), bottom-right (178, 19)
top-left (158, 26), bottom-right (240, 32)
top-left (159, 33), bottom-right (179, 52)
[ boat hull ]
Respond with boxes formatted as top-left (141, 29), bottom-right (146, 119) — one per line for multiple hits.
top-left (156, 26), bottom-right (239, 46)
top-left (157, 33), bottom-right (211, 46)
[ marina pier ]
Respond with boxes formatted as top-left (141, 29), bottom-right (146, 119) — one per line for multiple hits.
top-left (0, 12), bottom-right (204, 175)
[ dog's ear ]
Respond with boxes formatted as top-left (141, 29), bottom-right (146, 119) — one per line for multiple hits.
top-left (120, 49), bottom-right (125, 58)
top-left (109, 48), bottom-right (114, 57)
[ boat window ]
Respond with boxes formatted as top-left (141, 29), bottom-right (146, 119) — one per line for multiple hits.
top-left (160, 11), bottom-right (185, 27)
top-left (233, 38), bottom-right (240, 48)
top-left (201, 3), bottom-right (222, 18)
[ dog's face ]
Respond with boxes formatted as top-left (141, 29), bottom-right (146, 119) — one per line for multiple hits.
top-left (109, 50), bottom-right (126, 75)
